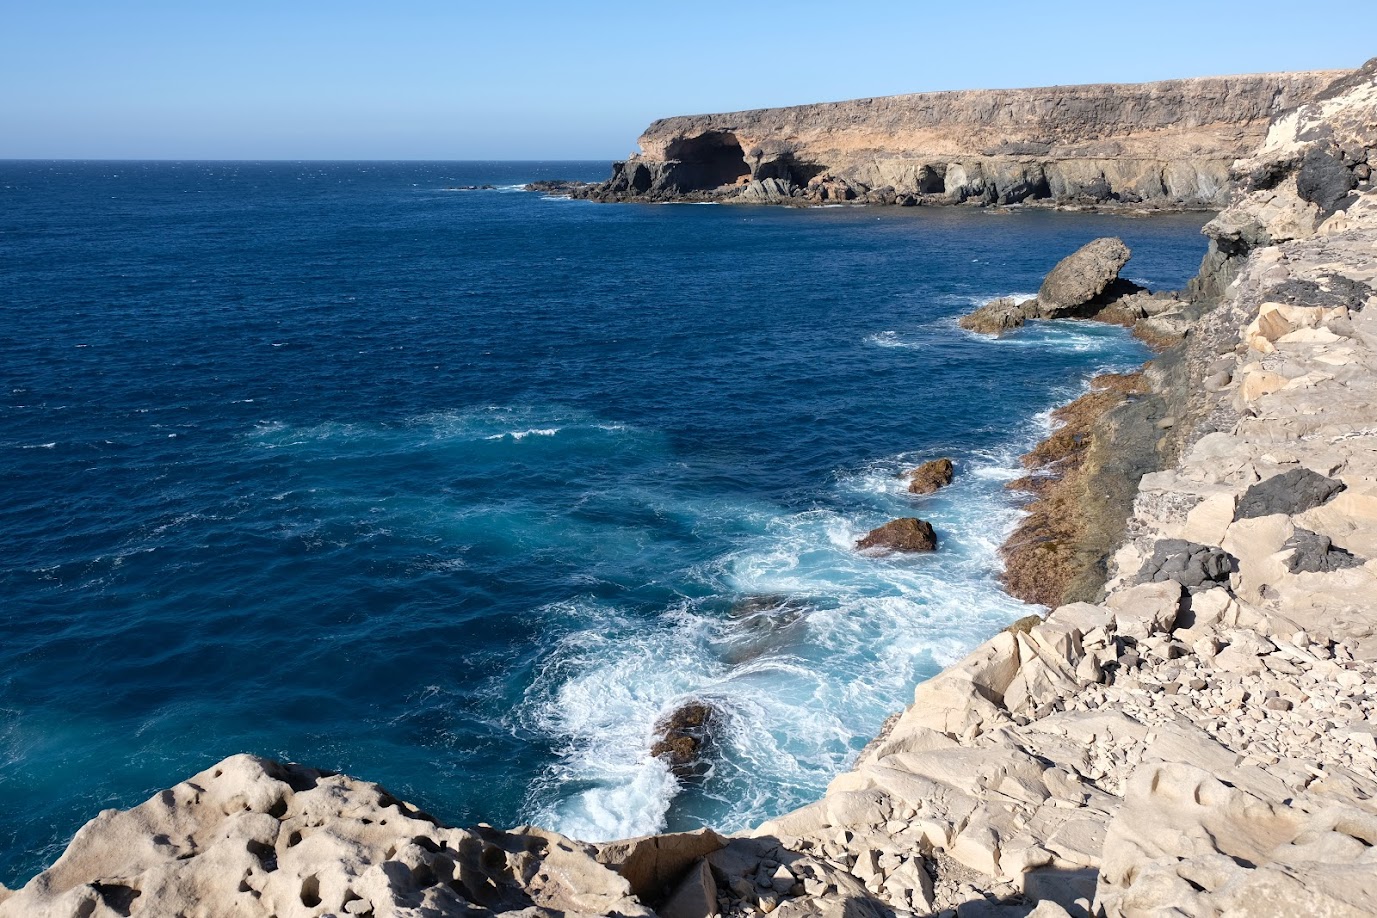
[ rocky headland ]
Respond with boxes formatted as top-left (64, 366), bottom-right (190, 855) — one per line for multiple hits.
top-left (554, 72), bottom-right (1347, 210)
top-left (7, 61), bottom-right (1377, 918)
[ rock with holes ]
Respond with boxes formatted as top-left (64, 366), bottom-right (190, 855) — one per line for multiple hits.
top-left (0, 754), bottom-right (651, 918)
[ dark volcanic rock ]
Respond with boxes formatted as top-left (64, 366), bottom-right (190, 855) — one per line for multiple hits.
top-left (1267, 274), bottom-right (1375, 312)
top-left (908, 457), bottom-right (955, 495)
top-left (1233, 468), bottom-right (1347, 520)
top-left (1282, 528), bottom-right (1365, 573)
top-left (856, 518), bottom-right (937, 552)
top-left (1136, 539), bottom-right (1238, 593)
top-left (651, 702), bottom-right (721, 779)
top-left (524, 180), bottom-right (590, 195)
top-left (1036, 237), bottom-right (1134, 318)
top-left (1295, 147), bottom-right (1358, 215)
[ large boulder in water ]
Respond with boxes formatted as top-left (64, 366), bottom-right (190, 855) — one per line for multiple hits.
top-left (1035, 237), bottom-right (1135, 318)
top-left (958, 296), bottom-right (1030, 335)
top-left (651, 702), bottom-right (721, 779)
top-left (856, 518), bottom-right (937, 552)
top-left (908, 457), bottom-right (955, 495)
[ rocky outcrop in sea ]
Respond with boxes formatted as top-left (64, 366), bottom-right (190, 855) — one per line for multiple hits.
top-left (7, 59), bottom-right (1377, 918)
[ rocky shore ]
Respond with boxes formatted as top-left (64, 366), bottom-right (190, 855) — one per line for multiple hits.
top-left (550, 72), bottom-right (1345, 210)
top-left (6, 61), bottom-right (1377, 918)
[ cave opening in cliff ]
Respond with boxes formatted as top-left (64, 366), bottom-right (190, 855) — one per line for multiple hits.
top-left (663, 131), bottom-right (751, 191)
top-left (917, 165), bottom-right (946, 194)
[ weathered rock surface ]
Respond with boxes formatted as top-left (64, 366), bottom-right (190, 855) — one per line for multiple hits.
top-left (0, 755), bottom-right (653, 918)
top-left (958, 296), bottom-right (1030, 335)
top-left (1000, 371), bottom-right (1151, 607)
top-left (577, 71), bottom-right (1344, 208)
top-left (908, 458), bottom-right (955, 495)
top-left (856, 517), bottom-right (938, 552)
top-left (1035, 239), bottom-right (1135, 318)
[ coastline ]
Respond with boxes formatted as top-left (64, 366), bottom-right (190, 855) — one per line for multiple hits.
top-left (5, 61), bottom-right (1377, 918)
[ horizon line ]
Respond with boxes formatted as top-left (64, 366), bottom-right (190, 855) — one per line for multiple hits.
top-left (0, 157), bottom-right (620, 163)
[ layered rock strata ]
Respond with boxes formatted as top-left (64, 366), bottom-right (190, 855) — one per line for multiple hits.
top-left (7, 61), bottom-right (1377, 918)
top-left (571, 72), bottom-right (1345, 209)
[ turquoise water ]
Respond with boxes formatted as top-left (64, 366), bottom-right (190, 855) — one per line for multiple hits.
top-left (0, 161), bottom-right (1208, 883)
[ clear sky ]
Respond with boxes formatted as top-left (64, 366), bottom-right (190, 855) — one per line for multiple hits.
top-left (1, 0), bottom-right (1370, 160)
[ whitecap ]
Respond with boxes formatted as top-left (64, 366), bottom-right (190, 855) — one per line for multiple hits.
top-left (485, 427), bottom-right (560, 441)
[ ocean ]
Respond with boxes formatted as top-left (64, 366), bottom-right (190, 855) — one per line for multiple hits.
top-left (0, 161), bottom-right (1209, 884)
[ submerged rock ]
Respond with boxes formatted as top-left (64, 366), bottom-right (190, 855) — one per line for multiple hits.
top-left (856, 517), bottom-right (938, 552)
top-left (908, 457), bottom-right (955, 494)
top-left (651, 702), bottom-right (722, 779)
top-left (719, 596), bottom-right (810, 664)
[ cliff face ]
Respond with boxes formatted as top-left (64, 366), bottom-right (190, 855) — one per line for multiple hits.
top-left (580, 71), bottom-right (1345, 207)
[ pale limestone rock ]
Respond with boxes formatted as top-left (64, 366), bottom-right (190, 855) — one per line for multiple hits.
top-left (0, 755), bottom-right (652, 918)
top-left (1104, 582), bottom-right (1181, 640)
top-left (659, 860), bottom-right (717, 918)
top-left (596, 828), bottom-right (726, 901)
top-left (1097, 763), bottom-right (1377, 917)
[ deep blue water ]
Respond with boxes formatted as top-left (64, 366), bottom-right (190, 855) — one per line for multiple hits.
top-left (0, 160), bottom-right (1209, 884)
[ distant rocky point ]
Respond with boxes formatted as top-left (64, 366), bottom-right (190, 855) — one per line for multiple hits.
top-left (523, 179), bottom-right (591, 195)
top-left (571, 71), bottom-right (1343, 209)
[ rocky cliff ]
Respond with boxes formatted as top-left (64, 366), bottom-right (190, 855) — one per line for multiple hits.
top-left (7, 62), bottom-right (1377, 918)
top-left (574, 72), bottom-right (1345, 208)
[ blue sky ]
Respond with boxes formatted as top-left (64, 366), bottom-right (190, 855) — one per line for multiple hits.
top-left (1, 0), bottom-right (1369, 160)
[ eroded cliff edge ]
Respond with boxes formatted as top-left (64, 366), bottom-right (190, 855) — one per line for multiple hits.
top-left (568, 71), bottom-right (1344, 208)
top-left (6, 62), bottom-right (1377, 918)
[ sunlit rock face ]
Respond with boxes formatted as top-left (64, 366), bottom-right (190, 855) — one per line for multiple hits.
top-left (582, 71), bottom-right (1346, 206)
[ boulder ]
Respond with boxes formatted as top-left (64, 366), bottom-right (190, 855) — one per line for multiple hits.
top-left (959, 296), bottom-right (1031, 335)
top-left (1134, 539), bottom-right (1238, 593)
top-left (1295, 146), bottom-right (1358, 215)
top-left (651, 702), bottom-right (722, 778)
top-left (1035, 238), bottom-right (1132, 318)
top-left (908, 457), bottom-right (955, 494)
top-left (657, 859), bottom-right (718, 918)
top-left (1233, 468), bottom-right (1346, 520)
top-left (856, 518), bottom-right (938, 552)
top-left (596, 829), bottom-right (727, 902)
